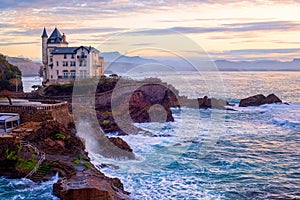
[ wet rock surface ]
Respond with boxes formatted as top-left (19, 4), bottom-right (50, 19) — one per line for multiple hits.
top-left (239, 93), bottom-right (282, 107)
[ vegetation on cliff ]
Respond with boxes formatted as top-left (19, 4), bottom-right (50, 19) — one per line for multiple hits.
top-left (0, 54), bottom-right (22, 92)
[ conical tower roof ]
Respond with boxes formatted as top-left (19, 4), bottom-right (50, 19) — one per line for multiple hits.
top-left (41, 27), bottom-right (48, 38)
top-left (48, 28), bottom-right (62, 39)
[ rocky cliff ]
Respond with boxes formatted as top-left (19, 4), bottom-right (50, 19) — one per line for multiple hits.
top-left (26, 77), bottom-right (232, 135)
top-left (34, 77), bottom-right (180, 135)
top-left (0, 120), bottom-right (131, 200)
top-left (0, 54), bottom-right (23, 92)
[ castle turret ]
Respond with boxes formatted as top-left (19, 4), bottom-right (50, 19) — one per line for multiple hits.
top-left (41, 27), bottom-right (48, 82)
top-left (41, 27), bottom-right (48, 65)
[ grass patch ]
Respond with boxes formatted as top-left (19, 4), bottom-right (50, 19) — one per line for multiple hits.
top-left (102, 119), bottom-right (110, 125)
top-left (5, 149), bottom-right (17, 160)
top-left (83, 162), bottom-right (92, 170)
top-left (73, 156), bottom-right (92, 170)
top-left (17, 159), bottom-right (37, 171)
top-left (53, 133), bottom-right (66, 140)
top-left (74, 159), bottom-right (80, 165)
top-left (101, 111), bottom-right (112, 115)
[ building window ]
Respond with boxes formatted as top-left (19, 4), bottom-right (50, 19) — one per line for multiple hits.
top-left (63, 61), bottom-right (68, 66)
top-left (63, 71), bottom-right (68, 78)
top-left (70, 61), bottom-right (76, 66)
top-left (71, 54), bottom-right (75, 59)
top-left (80, 70), bottom-right (87, 78)
top-left (64, 54), bottom-right (67, 59)
top-left (50, 57), bottom-right (53, 62)
top-left (0, 122), bottom-right (4, 130)
top-left (56, 70), bottom-right (59, 75)
top-left (70, 71), bottom-right (76, 78)
top-left (79, 60), bottom-right (87, 67)
top-left (6, 122), bottom-right (12, 129)
top-left (56, 61), bottom-right (59, 66)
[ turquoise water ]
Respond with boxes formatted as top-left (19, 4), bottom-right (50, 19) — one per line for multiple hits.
top-left (1, 72), bottom-right (299, 199)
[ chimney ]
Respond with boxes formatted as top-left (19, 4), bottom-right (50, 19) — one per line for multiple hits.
top-left (62, 33), bottom-right (66, 42)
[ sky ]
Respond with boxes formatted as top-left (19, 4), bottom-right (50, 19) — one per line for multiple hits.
top-left (0, 0), bottom-right (300, 61)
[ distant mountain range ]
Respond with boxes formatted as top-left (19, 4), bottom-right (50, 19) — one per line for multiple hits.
top-left (101, 51), bottom-right (300, 73)
top-left (3, 52), bottom-right (300, 77)
top-left (100, 51), bottom-right (159, 73)
top-left (214, 59), bottom-right (300, 71)
top-left (6, 56), bottom-right (41, 76)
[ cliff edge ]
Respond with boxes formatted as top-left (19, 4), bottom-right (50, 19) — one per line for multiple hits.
top-left (0, 120), bottom-right (131, 200)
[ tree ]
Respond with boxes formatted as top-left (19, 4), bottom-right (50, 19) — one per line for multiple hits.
top-left (0, 90), bottom-right (13, 105)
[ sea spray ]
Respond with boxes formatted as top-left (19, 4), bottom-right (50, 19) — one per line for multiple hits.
top-left (71, 78), bottom-right (135, 160)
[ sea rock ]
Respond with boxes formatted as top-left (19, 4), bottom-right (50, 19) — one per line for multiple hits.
top-left (128, 84), bottom-right (175, 123)
top-left (53, 170), bottom-right (131, 200)
top-left (239, 93), bottom-right (282, 107)
top-left (180, 95), bottom-right (230, 109)
top-left (108, 137), bottom-right (133, 152)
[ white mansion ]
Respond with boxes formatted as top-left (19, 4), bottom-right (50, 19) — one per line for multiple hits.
top-left (41, 27), bottom-right (104, 84)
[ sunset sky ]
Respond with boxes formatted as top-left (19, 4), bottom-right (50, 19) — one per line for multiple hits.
top-left (0, 0), bottom-right (300, 61)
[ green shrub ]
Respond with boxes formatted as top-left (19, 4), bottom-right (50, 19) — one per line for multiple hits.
top-left (102, 119), bottom-right (110, 125)
top-left (5, 149), bottom-right (17, 160)
top-left (74, 159), bottom-right (80, 165)
top-left (17, 159), bottom-right (37, 171)
top-left (53, 133), bottom-right (66, 140)
top-left (84, 162), bottom-right (92, 170)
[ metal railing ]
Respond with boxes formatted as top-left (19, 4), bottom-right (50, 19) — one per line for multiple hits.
top-left (60, 177), bottom-right (88, 191)
top-left (20, 141), bottom-right (46, 178)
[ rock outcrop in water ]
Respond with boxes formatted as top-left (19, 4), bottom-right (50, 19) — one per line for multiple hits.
top-left (180, 95), bottom-right (231, 109)
top-left (0, 120), bottom-right (131, 200)
top-left (239, 93), bottom-right (282, 107)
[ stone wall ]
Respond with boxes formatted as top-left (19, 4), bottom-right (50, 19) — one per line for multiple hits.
top-left (0, 102), bottom-right (73, 127)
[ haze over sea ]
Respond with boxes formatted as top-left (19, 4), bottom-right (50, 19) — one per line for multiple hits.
top-left (1, 71), bottom-right (299, 199)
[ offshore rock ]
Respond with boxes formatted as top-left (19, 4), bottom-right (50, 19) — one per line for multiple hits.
top-left (53, 170), bottom-right (131, 200)
top-left (239, 93), bottom-right (282, 107)
top-left (180, 95), bottom-right (230, 109)
top-left (108, 137), bottom-right (133, 152)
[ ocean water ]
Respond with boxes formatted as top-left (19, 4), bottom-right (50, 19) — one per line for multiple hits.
top-left (1, 72), bottom-right (299, 199)
top-left (93, 72), bottom-right (300, 200)
top-left (0, 174), bottom-right (59, 200)
top-left (21, 76), bottom-right (43, 93)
